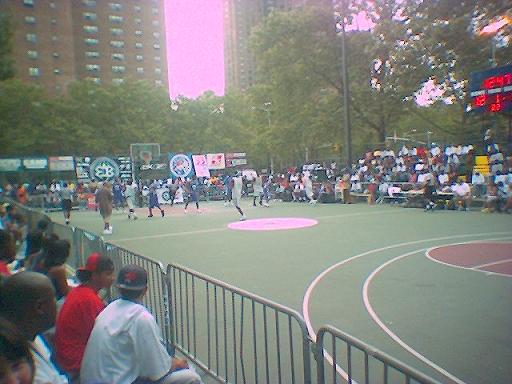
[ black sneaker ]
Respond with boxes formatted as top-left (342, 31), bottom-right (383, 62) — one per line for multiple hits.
top-left (161, 210), bottom-right (165, 217)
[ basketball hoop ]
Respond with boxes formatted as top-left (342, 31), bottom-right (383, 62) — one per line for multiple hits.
top-left (140, 151), bottom-right (153, 164)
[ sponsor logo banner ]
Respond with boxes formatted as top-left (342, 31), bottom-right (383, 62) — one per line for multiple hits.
top-left (49, 156), bottom-right (75, 171)
top-left (0, 158), bottom-right (22, 172)
top-left (192, 155), bottom-right (210, 178)
top-left (23, 158), bottom-right (48, 170)
top-left (75, 156), bottom-right (132, 182)
top-left (168, 153), bottom-right (194, 179)
top-left (206, 153), bottom-right (225, 170)
top-left (225, 152), bottom-right (247, 167)
top-left (140, 162), bottom-right (168, 171)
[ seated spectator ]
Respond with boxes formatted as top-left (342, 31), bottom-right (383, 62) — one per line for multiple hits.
top-left (0, 271), bottom-right (69, 383)
top-left (451, 178), bottom-right (471, 211)
top-left (55, 253), bottom-right (115, 380)
top-left (80, 265), bottom-right (202, 384)
top-left (0, 229), bottom-right (16, 278)
top-left (471, 172), bottom-right (486, 198)
top-left (481, 182), bottom-right (497, 213)
top-left (496, 181), bottom-right (509, 212)
top-left (31, 238), bottom-right (72, 301)
top-left (0, 317), bottom-right (34, 384)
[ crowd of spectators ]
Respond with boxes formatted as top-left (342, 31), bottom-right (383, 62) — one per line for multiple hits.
top-left (0, 201), bottom-right (203, 383)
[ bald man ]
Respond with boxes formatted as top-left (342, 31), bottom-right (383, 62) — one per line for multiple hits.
top-left (0, 271), bottom-right (69, 384)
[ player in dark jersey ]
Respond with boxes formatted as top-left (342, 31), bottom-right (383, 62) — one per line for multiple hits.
top-left (184, 177), bottom-right (201, 213)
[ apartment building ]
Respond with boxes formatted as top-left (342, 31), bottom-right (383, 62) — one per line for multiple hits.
top-left (223, 0), bottom-right (332, 92)
top-left (0, 0), bottom-right (168, 95)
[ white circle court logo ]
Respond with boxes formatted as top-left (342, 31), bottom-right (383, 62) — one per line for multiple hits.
top-left (90, 157), bottom-right (120, 181)
top-left (169, 154), bottom-right (193, 179)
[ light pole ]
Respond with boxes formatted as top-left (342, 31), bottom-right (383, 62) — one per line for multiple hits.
top-left (335, 0), bottom-right (352, 168)
top-left (252, 101), bottom-right (274, 174)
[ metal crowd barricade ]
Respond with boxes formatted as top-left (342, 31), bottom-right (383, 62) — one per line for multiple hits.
top-left (315, 325), bottom-right (441, 384)
top-left (166, 264), bottom-right (313, 384)
top-left (105, 244), bottom-right (172, 349)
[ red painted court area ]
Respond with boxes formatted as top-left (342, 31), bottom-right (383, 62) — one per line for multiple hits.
top-left (428, 242), bottom-right (512, 276)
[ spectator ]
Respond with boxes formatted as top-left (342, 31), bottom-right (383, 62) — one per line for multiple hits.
top-left (96, 182), bottom-right (113, 235)
top-left (0, 271), bottom-right (69, 383)
top-left (32, 239), bottom-right (72, 301)
top-left (55, 253), bottom-right (115, 380)
top-left (0, 317), bottom-right (34, 384)
top-left (81, 265), bottom-right (202, 384)
top-left (481, 182), bottom-right (497, 213)
top-left (0, 229), bottom-right (16, 278)
top-left (451, 178), bottom-right (471, 211)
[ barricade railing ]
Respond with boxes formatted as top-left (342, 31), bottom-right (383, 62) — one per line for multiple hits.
top-left (166, 264), bottom-right (313, 384)
top-left (315, 325), bottom-right (441, 384)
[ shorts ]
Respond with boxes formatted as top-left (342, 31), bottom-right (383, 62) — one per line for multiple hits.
top-left (100, 210), bottom-right (111, 223)
top-left (61, 199), bottom-right (72, 212)
top-left (232, 194), bottom-right (241, 207)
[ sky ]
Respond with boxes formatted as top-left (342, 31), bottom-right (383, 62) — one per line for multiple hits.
top-left (164, 0), bottom-right (225, 99)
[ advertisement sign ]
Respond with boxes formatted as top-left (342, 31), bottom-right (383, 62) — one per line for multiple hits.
top-left (168, 153), bottom-right (194, 179)
top-left (49, 156), bottom-right (75, 171)
top-left (206, 153), bottom-right (226, 170)
top-left (192, 155), bottom-right (210, 178)
top-left (225, 152), bottom-right (247, 167)
top-left (75, 156), bottom-right (132, 182)
top-left (0, 158), bottom-right (22, 172)
top-left (23, 158), bottom-right (48, 170)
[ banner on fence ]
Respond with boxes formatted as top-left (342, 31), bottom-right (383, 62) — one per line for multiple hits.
top-left (206, 153), bottom-right (225, 170)
top-left (0, 158), bottom-right (22, 172)
top-left (192, 155), bottom-right (210, 178)
top-left (23, 158), bottom-right (48, 170)
top-left (169, 153), bottom-right (194, 179)
top-left (75, 156), bottom-right (132, 182)
top-left (225, 152), bottom-right (247, 167)
top-left (49, 156), bottom-right (75, 172)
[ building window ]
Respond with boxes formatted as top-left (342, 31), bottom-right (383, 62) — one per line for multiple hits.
top-left (110, 27), bottom-right (123, 36)
top-left (51, 18), bottom-right (57, 24)
top-left (136, 67), bottom-right (144, 74)
top-left (83, 12), bottom-right (97, 21)
top-left (84, 38), bottom-right (98, 45)
top-left (86, 64), bottom-right (100, 72)
top-left (155, 80), bottom-right (163, 86)
top-left (83, 25), bottom-right (98, 34)
top-left (85, 51), bottom-right (99, 58)
top-left (23, 0), bottom-right (34, 6)
top-left (53, 52), bottom-right (59, 58)
top-left (83, 0), bottom-right (96, 7)
top-left (51, 36), bottom-right (58, 42)
top-left (24, 16), bottom-right (36, 24)
top-left (49, 2), bottom-right (56, 8)
top-left (134, 18), bottom-right (142, 25)
top-left (53, 69), bottom-right (60, 74)
top-left (154, 68), bottom-right (162, 75)
top-left (152, 7), bottom-right (158, 15)
top-left (152, 20), bottom-right (159, 27)
top-left (87, 77), bottom-right (101, 84)
top-left (111, 53), bottom-right (125, 61)
top-left (134, 5), bottom-right (141, 12)
top-left (154, 56), bottom-right (161, 62)
top-left (112, 65), bottom-right (125, 73)
top-left (112, 78), bottom-right (125, 85)
top-left (110, 40), bottom-right (124, 48)
top-left (152, 32), bottom-right (160, 38)
top-left (27, 50), bottom-right (38, 59)
top-left (28, 67), bottom-right (40, 77)
top-left (135, 42), bottom-right (143, 49)
top-left (26, 33), bottom-right (37, 43)
top-left (135, 30), bottom-right (143, 36)
top-left (109, 2), bottom-right (122, 11)
top-left (153, 44), bottom-right (160, 50)
top-left (108, 15), bottom-right (123, 23)
top-left (136, 55), bottom-right (143, 61)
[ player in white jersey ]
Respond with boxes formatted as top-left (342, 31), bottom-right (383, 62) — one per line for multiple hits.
top-left (124, 181), bottom-right (138, 219)
top-left (231, 172), bottom-right (246, 221)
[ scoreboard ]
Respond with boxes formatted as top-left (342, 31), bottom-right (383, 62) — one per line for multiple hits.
top-left (469, 64), bottom-right (512, 113)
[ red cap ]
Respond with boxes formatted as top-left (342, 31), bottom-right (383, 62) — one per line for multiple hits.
top-left (77, 252), bottom-right (101, 273)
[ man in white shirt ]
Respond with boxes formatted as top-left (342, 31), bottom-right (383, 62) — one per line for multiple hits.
top-left (451, 178), bottom-right (471, 211)
top-left (81, 265), bottom-right (202, 384)
top-left (0, 272), bottom-right (69, 384)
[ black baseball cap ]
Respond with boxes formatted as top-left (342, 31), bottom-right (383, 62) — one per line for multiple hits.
top-left (116, 265), bottom-right (148, 290)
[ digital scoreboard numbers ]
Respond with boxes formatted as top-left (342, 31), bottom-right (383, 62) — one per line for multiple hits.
top-left (469, 64), bottom-right (512, 113)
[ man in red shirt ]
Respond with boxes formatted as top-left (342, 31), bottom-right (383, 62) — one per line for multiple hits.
top-left (54, 253), bottom-right (115, 380)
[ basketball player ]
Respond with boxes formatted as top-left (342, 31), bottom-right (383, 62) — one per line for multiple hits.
top-left (231, 171), bottom-right (246, 221)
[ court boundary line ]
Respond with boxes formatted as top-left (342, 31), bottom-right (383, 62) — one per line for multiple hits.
top-left (302, 231), bottom-right (512, 382)
top-left (472, 259), bottom-right (512, 269)
top-left (425, 242), bottom-right (512, 279)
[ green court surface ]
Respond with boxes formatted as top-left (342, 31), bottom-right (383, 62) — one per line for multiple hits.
top-left (48, 201), bottom-right (512, 384)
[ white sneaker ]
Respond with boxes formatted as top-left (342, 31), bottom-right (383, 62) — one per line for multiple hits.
top-left (184, 209), bottom-right (187, 214)
top-left (263, 202), bottom-right (269, 207)
top-left (240, 215), bottom-right (246, 221)
top-left (103, 229), bottom-right (112, 235)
